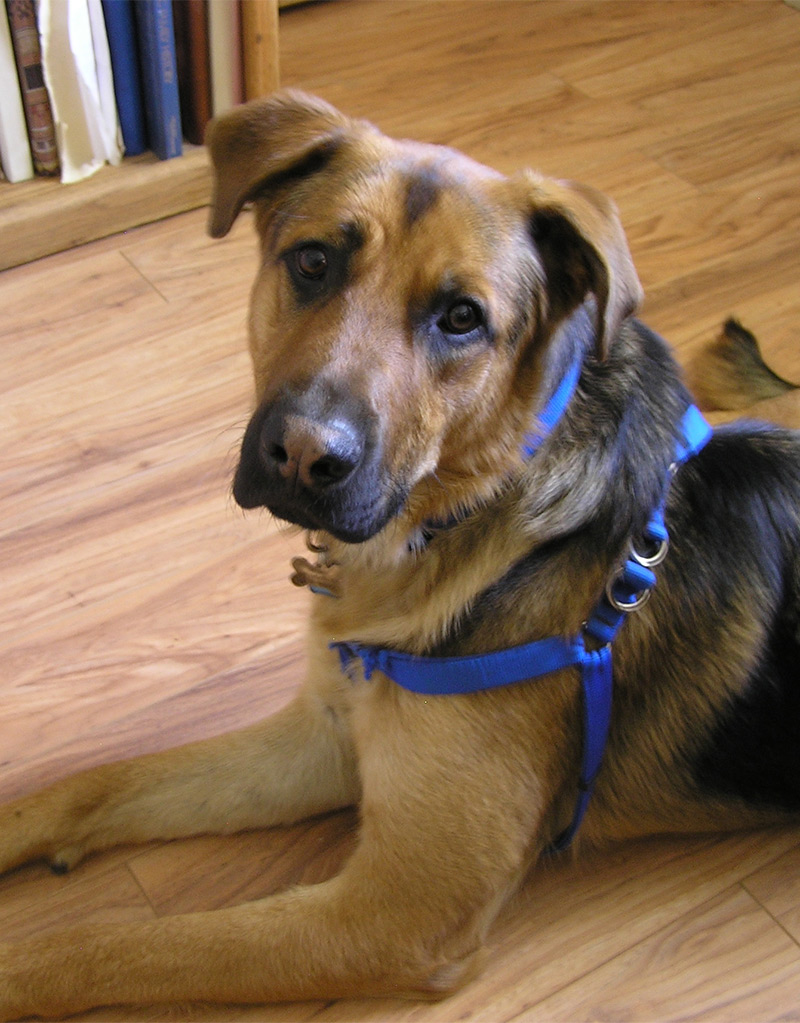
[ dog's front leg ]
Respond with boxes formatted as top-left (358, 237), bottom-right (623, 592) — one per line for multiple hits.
top-left (0, 862), bottom-right (477, 1020)
top-left (0, 678), bottom-right (360, 877)
top-left (0, 682), bottom-right (556, 1019)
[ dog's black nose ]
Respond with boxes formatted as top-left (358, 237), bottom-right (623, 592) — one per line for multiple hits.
top-left (261, 412), bottom-right (364, 491)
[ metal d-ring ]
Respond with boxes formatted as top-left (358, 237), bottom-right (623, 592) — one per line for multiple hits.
top-left (631, 535), bottom-right (669, 568)
top-left (605, 577), bottom-right (653, 613)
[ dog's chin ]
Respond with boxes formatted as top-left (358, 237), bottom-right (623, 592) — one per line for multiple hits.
top-left (233, 481), bottom-right (405, 545)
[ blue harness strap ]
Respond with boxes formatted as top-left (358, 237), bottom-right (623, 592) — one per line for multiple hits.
top-left (331, 366), bottom-right (713, 852)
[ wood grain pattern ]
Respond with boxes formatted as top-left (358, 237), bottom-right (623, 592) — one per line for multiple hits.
top-left (1, 2), bottom-right (800, 1019)
top-left (242, 0), bottom-right (281, 100)
top-left (0, 148), bottom-right (212, 271)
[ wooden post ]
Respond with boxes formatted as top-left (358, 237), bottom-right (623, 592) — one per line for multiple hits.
top-left (242, 0), bottom-right (280, 100)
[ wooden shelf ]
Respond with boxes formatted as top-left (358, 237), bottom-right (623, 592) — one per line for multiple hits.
top-left (0, 0), bottom-right (282, 271)
top-left (0, 145), bottom-right (211, 271)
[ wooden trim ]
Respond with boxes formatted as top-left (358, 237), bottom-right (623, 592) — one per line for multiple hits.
top-left (242, 0), bottom-right (280, 100)
top-left (0, 147), bottom-right (211, 271)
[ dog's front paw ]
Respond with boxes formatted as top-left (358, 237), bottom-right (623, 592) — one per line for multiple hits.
top-left (0, 792), bottom-right (80, 879)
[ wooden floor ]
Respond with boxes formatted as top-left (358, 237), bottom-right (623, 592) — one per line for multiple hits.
top-left (2, 1), bottom-right (800, 1019)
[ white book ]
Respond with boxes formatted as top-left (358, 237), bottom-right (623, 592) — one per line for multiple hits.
top-left (208, 0), bottom-right (243, 117)
top-left (38, 0), bottom-right (122, 184)
top-left (88, 0), bottom-right (123, 164)
top-left (0, 8), bottom-right (34, 183)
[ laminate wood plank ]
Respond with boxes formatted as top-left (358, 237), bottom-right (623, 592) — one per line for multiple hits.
top-left (0, 248), bottom-right (164, 354)
top-left (108, 207), bottom-right (258, 307)
top-left (641, 232), bottom-right (800, 349)
top-left (515, 885), bottom-right (800, 1022)
top-left (644, 104), bottom-right (800, 191)
top-left (743, 844), bottom-right (800, 946)
top-left (128, 809), bottom-right (358, 917)
top-left (0, 853), bottom-right (156, 941)
top-left (565, 7), bottom-right (799, 106)
top-left (550, 1), bottom-right (779, 88)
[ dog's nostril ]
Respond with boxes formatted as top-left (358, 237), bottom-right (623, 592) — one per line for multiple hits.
top-left (310, 452), bottom-right (357, 486)
top-left (270, 443), bottom-right (288, 466)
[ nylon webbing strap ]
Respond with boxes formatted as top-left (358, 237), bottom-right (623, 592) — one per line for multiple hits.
top-left (333, 634), bottom-right (586, 695)
top-left (331, 401), bottom-right (713, 851)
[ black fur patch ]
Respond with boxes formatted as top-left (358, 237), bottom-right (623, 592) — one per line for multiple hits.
top-left (685, 426), bottom-right (800, 811)
top-left (692, 610), bottom-right (800, 812)
top-left (404, 168), bottom-right (442, 226)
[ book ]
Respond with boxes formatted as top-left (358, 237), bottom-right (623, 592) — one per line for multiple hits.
top-left (134, 0), bottom-right (182, 160)
top-left (172, 0), bottom-right (211, 147)
top-left (88, 0), bottom-right (123, 164)
top-left (101, 0), bottom-right (146, 155)
top-left (0, 5), bottom-right (34, 181)
top-left (38, 0), bottom-right (122, 183)
top-left (5, 0), bottom-right (59, 175)
top-left (208, 0), bottom-right (243, 117)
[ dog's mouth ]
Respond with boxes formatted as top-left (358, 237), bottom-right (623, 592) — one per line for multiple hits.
top-left (232, 388), bottom-right (408, 544)
top-left (232, 462), bottom-right (406, 544)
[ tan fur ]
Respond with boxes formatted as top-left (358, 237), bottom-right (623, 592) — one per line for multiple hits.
top-left (689, 317), bottom-right (798, 411)
top-left (0, 92), bottom-right (795, 1019)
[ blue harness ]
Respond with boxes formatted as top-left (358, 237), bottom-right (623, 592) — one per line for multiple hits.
top-left (331, 359), bottom-right (713, 853)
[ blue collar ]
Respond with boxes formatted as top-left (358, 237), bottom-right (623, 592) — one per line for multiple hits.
top-left (418, 354), bottom-right (582, 539)
top-left (331, 363), bottom-right (713, 853)
top-left (521, 354), bottom-right (582, 457)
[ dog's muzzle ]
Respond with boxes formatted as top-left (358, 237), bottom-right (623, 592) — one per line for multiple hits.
top-left (233, 384), bottom-right (405, 543)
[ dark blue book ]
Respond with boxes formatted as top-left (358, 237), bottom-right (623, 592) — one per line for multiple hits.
top-left (133, 0), bottom-right (182, 160)
top-left (101, 0), bottom-right (147, 156)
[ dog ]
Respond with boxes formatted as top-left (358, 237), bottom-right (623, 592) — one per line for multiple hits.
top-left (1, 90), bottom-right (799, 1019)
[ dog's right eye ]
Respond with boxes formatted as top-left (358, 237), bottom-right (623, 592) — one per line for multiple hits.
top-left (294, 245), bottom-right (329, 280)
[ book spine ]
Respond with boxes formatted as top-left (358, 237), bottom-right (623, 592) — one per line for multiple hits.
top-left (0, 5), bottom-right (34, 181)
top-left (134, 0), bottom-right (182, 160)
top-left (101, 0), bottom-right (146, 156)
top-left (208, 0), bottom-right (243, 117)
top-left (171, 0), bottom-right (211, 147)
top-left (5, 0), bottom-right (59, 175)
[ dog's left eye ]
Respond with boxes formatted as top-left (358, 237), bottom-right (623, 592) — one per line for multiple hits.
top-left (439, 300), bottom-right (484, 336)
top-left (294, 245), bottom-right (329, 280)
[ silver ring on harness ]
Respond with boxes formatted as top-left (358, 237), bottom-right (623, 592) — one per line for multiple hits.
top-left (605, 580), bottom-right (652, 613)
top-left (631, 535), bottom-right (669, 568)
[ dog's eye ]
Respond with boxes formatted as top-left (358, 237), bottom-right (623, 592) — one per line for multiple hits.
top-left (294, 245), bottom-right (328, 280)
top-left (440, 300), bottom-right (483, 336)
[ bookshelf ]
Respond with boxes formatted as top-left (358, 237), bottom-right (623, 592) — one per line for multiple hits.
top-left (0, 0), bottom-right (279, 273)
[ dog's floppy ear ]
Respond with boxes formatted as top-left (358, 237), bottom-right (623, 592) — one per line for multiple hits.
top-left (205, 90), bottom-right (355, 239)
top-left (519, 172), bottom-right (643, 359)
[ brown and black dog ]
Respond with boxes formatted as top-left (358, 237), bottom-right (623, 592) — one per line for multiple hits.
top-left (2, 91), bottom-right (800, 1018)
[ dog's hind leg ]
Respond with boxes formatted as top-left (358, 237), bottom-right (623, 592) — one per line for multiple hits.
top-left (0, 681), bottom-right (360, 877)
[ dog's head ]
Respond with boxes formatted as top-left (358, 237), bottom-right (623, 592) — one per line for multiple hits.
top-left (207, 91), bottom-right (641, 544)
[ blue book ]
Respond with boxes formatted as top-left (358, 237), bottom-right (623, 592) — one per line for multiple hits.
top-left (133, 0), bottom-right (182, 160)
top-left (101, 0), bottom-right (147, 156)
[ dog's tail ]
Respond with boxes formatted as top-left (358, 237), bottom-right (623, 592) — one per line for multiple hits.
top-left (691, 318), bottom-right (798, 411)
